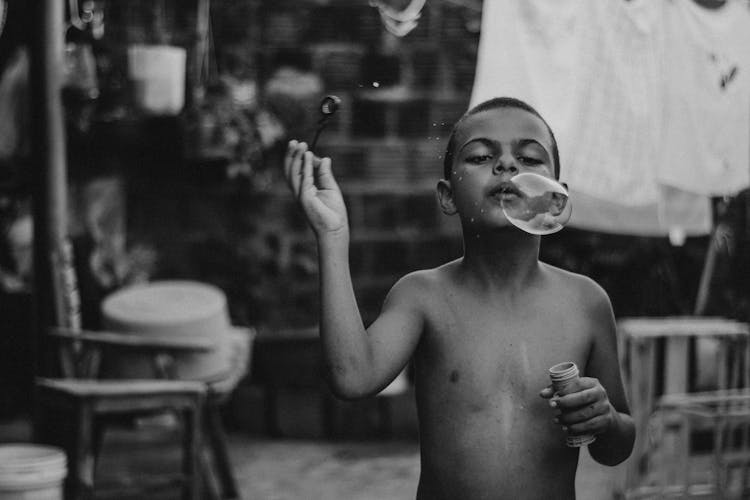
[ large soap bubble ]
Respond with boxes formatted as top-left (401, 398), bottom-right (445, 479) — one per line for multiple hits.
top-left (500, 173), bottom-right (572, 235)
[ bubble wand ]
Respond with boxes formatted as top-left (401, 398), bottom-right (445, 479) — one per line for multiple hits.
top-left (310, 95), bottom-right (341, 152)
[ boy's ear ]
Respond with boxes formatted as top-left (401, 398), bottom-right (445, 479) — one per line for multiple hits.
top-left (437, 179), bottom-right (457, 215)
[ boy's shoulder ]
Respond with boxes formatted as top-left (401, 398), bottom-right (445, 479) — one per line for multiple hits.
top-left (542, 264), bottom-right (618, 341)
top-left (392, 259), bottom-right (459, 290)
top-left (386, 259), bottom-right (461, 304)
top-left (541, 262), bottom-right (612, 309)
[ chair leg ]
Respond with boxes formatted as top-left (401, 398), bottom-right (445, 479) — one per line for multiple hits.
top-left (206, 402), bottom-right (239, 499)
top-left (68, 404), bottom-right (95, 500)
top-left (182, 406), bottom-right (202, 500)
top-left (200, 447), bottom-right (223, 500)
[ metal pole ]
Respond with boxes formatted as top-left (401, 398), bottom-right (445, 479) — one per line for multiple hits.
top-left (192, 0), bottom-right (210, 105)
top-left (29, 0), bottom-right (68, 379)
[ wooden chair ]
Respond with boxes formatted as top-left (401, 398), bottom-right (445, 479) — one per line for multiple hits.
top-left (652, 388), bottom-right (750, 499)
top-left (620, 219), bottom-right (750, 498)
top-left (619, 318), bottom-right (750, 499)
top-left (35, 377), bottom-right (205, 500)
top-left (34, 240), bottom-right (253, 499)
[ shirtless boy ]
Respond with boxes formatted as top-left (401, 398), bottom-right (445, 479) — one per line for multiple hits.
top-left (284, 97), bottom-right (635, 499)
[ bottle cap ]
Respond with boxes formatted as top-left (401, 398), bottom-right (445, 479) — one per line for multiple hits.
top-left (548, 361), bottom-right (579, 383)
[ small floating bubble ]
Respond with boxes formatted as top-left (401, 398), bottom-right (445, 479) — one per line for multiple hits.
top-left (372, 82), bottom-right (380, 88)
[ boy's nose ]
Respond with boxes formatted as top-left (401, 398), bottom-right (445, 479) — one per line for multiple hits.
top-left (493, 158), bottom-right (518, 176)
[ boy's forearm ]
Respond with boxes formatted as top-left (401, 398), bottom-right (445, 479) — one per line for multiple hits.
top-left (317, 233), bottom-right (374, 397)
top-left (588, 411), bottom-right (635, 466)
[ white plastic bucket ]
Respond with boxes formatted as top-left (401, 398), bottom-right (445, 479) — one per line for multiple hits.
top-left (0, 444), bottom-right (67, 500)
top-left (100, 280), bottom-right (242, 381)
top-left (127, 44), bottom-right (186, 115)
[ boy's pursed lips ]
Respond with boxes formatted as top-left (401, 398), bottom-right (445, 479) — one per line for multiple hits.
top-left (487, 181), bottom-right (522, 200)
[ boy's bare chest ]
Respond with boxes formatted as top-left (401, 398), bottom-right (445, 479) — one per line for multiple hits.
top-left (418, 296), bottom-right (591, 405)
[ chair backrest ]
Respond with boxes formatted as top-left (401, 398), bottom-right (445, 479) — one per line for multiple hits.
top-left (51, 239), bottom-right (81, 331)
top-left (50, 238), bottom-right (89, 378)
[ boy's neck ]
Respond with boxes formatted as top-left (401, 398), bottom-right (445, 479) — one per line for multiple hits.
top-left (460, 226), bottom-right (541, 290)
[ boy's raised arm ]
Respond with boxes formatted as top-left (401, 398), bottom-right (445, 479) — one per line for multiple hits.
top-left (284, 141), bottom-right (423, 399)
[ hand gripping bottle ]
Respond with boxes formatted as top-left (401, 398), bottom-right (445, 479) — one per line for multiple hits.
top-left (548, 362), bottom-right (596, 447)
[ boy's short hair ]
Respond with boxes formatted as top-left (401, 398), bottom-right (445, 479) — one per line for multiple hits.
top-left (442, 97), bottom-right (561, 180)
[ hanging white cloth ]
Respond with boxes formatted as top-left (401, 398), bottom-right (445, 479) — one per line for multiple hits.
top-left (567, 186), bottom-right (711, 236)
top-left (471, 0), bottom-right (662, 206)
top-left (657, 0), bottom-right (750, 197)
top-left (469, 0), bottom-right (713, 235)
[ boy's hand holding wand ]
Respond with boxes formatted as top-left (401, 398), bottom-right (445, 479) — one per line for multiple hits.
top-left (284, 141), bottom-right (348, 239)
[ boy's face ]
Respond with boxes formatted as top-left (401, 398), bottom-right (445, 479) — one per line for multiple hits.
top-left (438, 107), bottom-right (556, 230)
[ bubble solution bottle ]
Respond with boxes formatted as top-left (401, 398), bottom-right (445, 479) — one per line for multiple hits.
top-left (548, 361), bottom-right (596, 447)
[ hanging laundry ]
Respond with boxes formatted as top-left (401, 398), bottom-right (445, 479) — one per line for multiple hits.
top-left (565, 0), bottom-right (664, 208)
top-left (469, 0), bottom-right (713, 235)
top-left (568, 185), bottom-right (712, 236)
top-left (471, 0), bottom-right (662, 207)
top-left (657, 0), bottom-right (750, 197)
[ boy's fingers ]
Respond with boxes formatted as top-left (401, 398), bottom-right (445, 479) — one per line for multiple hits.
top-left (557, 400), bottom-right (607, 425)
top-left (554, 387), bottom-right (602, 410)
top-left (300, 151), bottom-right (315, 196)
top-left (289, 152), bottom-right (301, 195)
top-left (284, 140), bottom-right (299, 184)
top-left (576, 377), bottom-right (599, 390)
top-left (316, 157), bottom-right (338, 190)
top-left (565, 414), bottom-right (608, 435)
top-left (289, 142), bottom-right (308, 195)
top-left (539, 386), bottom-right (554, 399)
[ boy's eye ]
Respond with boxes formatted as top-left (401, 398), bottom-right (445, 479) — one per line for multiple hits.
top-left (466, 154), bottom-right (493, 164)
top-left (518, 156), bottom-right (543, 166)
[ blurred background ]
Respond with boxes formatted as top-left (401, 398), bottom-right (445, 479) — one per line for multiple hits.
top-left (0, 0), bottom-right (749, 498)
